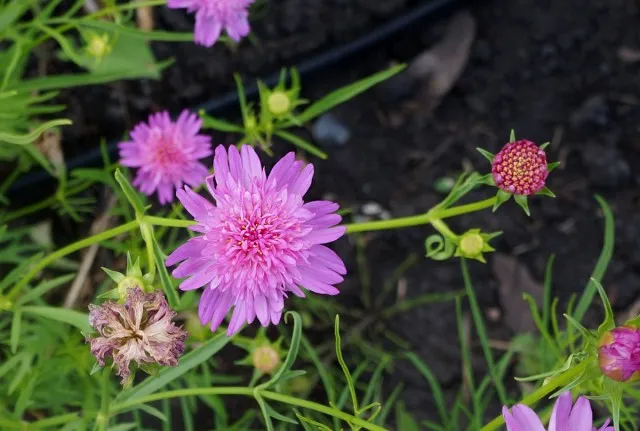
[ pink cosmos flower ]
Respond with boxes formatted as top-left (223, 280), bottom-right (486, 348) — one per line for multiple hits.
top-left (87, 288), bottom-right (188, 384)
top-left (502, 392), bottom-right (614, 431)
top-left (492, 139), bottom-right (548, 195)
top-left (166, 145), bottom-right (347, 336)
top-left (167, 0), bottom-right (254, 47)
top-left (118, 110), bottom-right (212, 205)
top-left (598, 325), bottom-right (640, 382)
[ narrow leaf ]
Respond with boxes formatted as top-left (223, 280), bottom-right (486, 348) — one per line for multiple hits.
top-left (476, 147), bottom-right (494, 163)
top-left (514, 194), bottom-right (530, 216)
top-left (22, 306), bottom-right (90, 332)
top-left (115, 169), bottom-right (146, 215)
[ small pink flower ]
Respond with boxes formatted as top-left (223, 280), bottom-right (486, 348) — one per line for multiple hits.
top-left (166, 145), bottom-right (347, 336)
top-left (87, 288), bottom-right (188, 384)
top-left (502, 392), bottom-right (613, 431)
top-left (598, 325), bottom-right (640, 382)
top-left (168, 0), bottom-right (254, 47)
top-left (118, 110), bottom-right (212, 205)
top-left (492, 140), bottom-right (548, 195)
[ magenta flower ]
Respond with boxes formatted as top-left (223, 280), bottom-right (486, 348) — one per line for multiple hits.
top-left (118, 110), bottom-right (212, 205)
top-left (502, 392), bottom-right (613, 431)
top-left (492, 139), bottom-right (548, 196)
top-left (167, 0), bottom-right (254, 47)
top-left (87, 288), bottom-right (188, 384)
top-left (166, 145), bottom-right (346, 336)
top-left (598, 325), bottom-right (640, 382)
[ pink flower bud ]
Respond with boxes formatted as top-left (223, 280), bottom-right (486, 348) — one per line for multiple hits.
top-left (87, 288), bottom-right (188, 384)
top-left (598, 326), bottom-right (640, 382)
top-left (491, 140), bottom-right (548, 195)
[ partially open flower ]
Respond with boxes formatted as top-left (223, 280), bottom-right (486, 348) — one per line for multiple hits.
top-left (87, 288), bottom-right (188, 384)
top-left (598, 325), bottom-right (640, 382)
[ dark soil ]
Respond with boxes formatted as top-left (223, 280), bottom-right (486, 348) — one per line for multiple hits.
top-left (11, 0), bottom-right (640, 427)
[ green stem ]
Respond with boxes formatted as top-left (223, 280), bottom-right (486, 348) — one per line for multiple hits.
top-left (110, 387), bottom-right (387, 431)
top-left (480, 360), bottom-right (589, 431)
top-left (97, 368), bottom-right (111, 431)
top-left (143, 215), bottom-right (195, 228)
top-left (6, 220), bottom-right (138, 300)
top-left (344, 197), bottom-right (496, 234)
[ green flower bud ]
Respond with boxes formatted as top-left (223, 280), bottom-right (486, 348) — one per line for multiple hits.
top-left (454, 229), bottom-right (501, 263)
top-left (267, 91), bottom-right (291, 116)
top-left (86, 33), bottom-right (112, 59)
top-left (252, 345), bottom-right (281, 374)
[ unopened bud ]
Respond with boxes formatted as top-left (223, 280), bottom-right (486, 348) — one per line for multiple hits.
top-left (252, 345), bottom-right (280, 374)
top-left (598, 326), bottom-right (640, 382)
top-left (267, 91), bottom-right (291, 116)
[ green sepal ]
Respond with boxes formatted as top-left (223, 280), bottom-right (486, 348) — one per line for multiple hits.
top-left (514, 194), bottom-right (530, 216)
top-left (478, 173), bottom-right (496, 186)
top-left (593, 278), bottom-right (615, 335)
top-left (102, 267), bottom-right (125, 284)
top-left (563, 314), bottom-right (595, 341)
top-left (476, 147), bottom-right (494, 163)
top-left (493, 189), bottom-right (511, 212)
top-left (139, 363), bottom-right (160, 377)
top-left (90, 362), bottom-right (103, 376)
top-left (539, 141), bottom-right (551, 150)
top-left (548, 161), bottom-right (561, 172)
top-left (536, 186), bottom-right (556, 198)
top-left (97, 288), bottom-right (120, 300)
top-left (509, 129), bottom-right (516, 142)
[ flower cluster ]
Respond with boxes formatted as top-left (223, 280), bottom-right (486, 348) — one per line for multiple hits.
top-left (166, 144), bottom-right (347, 336)
top-left (492, 139), bottom-right (548, 196)
top-left (87, 288), bottom-right (188, 384)
top-left (118, 110), bottom-right (212, 205)
top-left (168, 0), bottom-right (254, 47)
top-left (502, 392), bottom-right (613, 431)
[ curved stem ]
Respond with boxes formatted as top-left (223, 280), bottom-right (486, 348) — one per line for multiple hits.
top-left (480, 360), bottom-right (589, 431)
top-left (344, 197), bottom-right (497, 234)
top-left (110, 387), bottom-right (387, 431)
top-left (6, 220), bottom-right (138, 300)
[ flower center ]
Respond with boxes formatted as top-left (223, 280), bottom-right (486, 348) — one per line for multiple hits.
top-left (151, 131), bottom-right (184, 170)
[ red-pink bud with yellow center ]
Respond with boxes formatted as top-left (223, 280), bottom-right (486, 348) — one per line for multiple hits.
top-left (491, 140), bottom-right (548, 196)
top-left (598, 325), bottom-right (640, 382)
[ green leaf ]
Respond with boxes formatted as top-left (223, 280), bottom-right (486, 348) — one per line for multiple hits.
top-left (476, 147), bottom-right (494, 163)
top-left (405, 353), bottom-right (448, 427)
top-left (572, 195), bottom-right (615, 323)
top-left (79, 20), bottom-right (194, 42)
top-left (395, 401), bottom-right (420, 431)
top-left (115, 169), bottom-right (146, 215)
top-left (274, 130), bottom-right (328, 160)
top-left (148, 229), bottom-right (181, 309)
top-left (514, 194), bottom-right (530, 216)
top-left (10, 308), bottom-right (21, 353)
top-left (116, 333), bottom-right (230, 402)
top-left (22, 305), bottom-right (90, 332)
top-left (0, 0), bottom-right (37, 32)
top-left (17, 273), bottom-right (76, 305)
top-left (0, 119), bottom-right (72, 145)
top-left (334, 314), bottom-right (359, 413)
top-left (264, 402), bottom-right (298, 425)
top-left (295, 411), bottom-right (333, 431)
top-left (200, 113), bottom-right (244, 133)
top-left (563, 314), bottom-right (593, 341)
top-left (493, 189), bottom-right (511, 212)
top-left (288, 64), bottom-right (406, 125)
top-left (539, 141), bottom-right (550, 150)
top-left (259, 311), bottom-right (302, 389)
top-left (509, 129), bottom-right (516, 142)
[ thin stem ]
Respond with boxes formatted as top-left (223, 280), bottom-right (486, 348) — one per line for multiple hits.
top-left (97, 368), bottom-right (111, 431)
top-left (143, 215), bottom-right (195, 228)
top-left (6, 220), bottom-right (138, 300)
top-left (480, 360), bottom-right (589, 431)
top-left (110, 387), bottom-right (387, 431)
top-left (344, 197), bottom-right (497, 234)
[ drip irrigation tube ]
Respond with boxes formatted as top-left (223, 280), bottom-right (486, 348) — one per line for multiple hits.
top-left (9, 0), bottom-right (461, 193)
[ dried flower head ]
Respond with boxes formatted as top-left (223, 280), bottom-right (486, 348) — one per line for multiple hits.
top-left (87, 288), bottom-right (188, 384)
top-left (166, 145), bottom-right (347, 336)
top-left (167, 0), bottom-right (254, 47)
top-left (118, 110), bottom-right (212, 205)
top-left (598, 325), bottom-right (640, 382)
top-left (502, 392), bottom-right (613, 431)
top-left (492, 139), bottom-right (548, 196)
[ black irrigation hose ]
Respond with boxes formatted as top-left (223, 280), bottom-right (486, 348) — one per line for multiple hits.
top-left (9, 0), bottom-right (461, 193)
